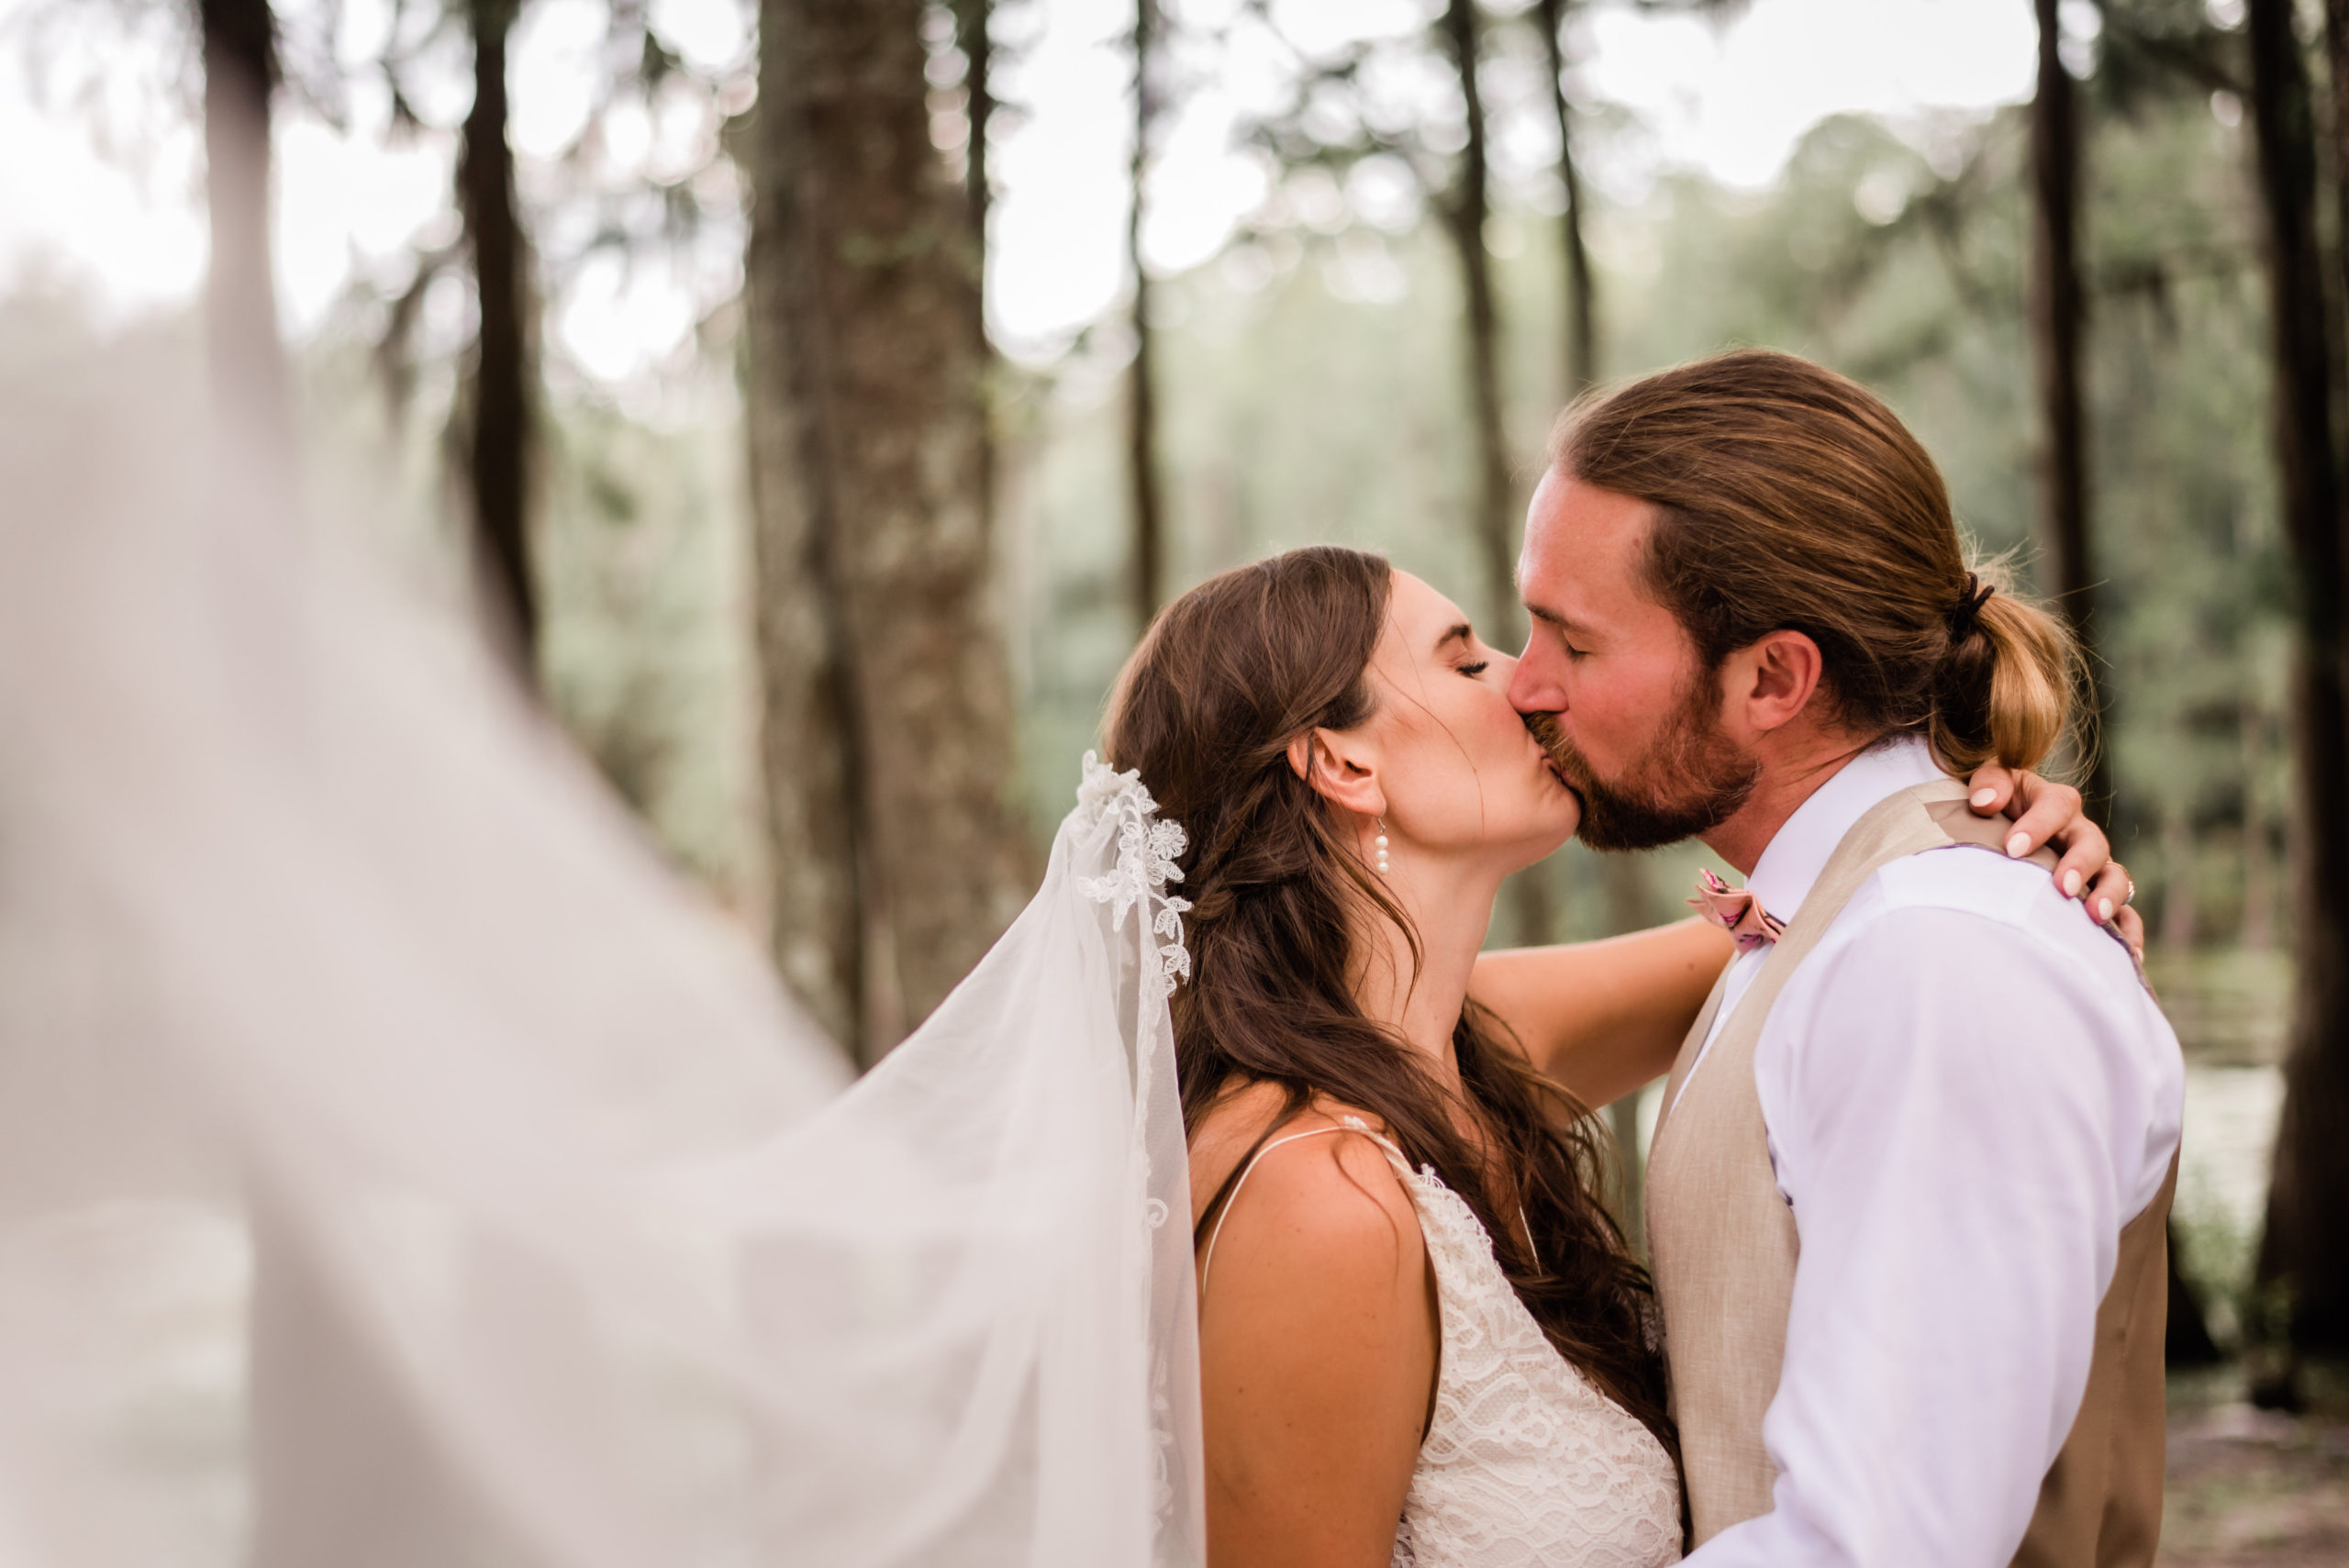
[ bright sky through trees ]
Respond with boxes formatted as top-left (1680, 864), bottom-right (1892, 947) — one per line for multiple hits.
top-left (0, 0), bottom-right (2040, 374)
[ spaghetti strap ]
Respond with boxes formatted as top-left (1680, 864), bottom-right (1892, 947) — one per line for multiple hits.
top-left (1197, 1117), bottom-right (1413, 1301)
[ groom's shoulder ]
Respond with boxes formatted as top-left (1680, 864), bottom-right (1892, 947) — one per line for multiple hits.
top-left (1832, 844), bottom-right (2151, 1011)
top-left (1865, 837), bottom-right (2087, 934)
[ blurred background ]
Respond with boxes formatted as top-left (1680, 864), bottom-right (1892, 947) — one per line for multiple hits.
top-left (8, 0), bottom-right (2347, 1556)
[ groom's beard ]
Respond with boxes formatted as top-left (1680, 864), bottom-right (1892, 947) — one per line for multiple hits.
top-left (1528, 676), bottom-right (1762, 852)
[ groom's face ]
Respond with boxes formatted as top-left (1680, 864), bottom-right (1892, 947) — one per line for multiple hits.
top-left (1508, 471), bottom-right (1760, 851)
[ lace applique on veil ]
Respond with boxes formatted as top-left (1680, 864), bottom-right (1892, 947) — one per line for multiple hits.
top-left (1074, 751), bottom-right (1194, 1003)
top-left (1073, 752), bottom-right (1200, 1540)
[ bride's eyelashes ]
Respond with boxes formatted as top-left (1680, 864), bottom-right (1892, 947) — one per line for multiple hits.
top-left (1459, 660), bottom-right (1490, 677)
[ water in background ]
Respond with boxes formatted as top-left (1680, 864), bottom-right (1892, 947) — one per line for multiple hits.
top-left (1624, 948), bottom-right (2289, 1337)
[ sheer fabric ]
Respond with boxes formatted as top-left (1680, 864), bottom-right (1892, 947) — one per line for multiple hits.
top-left (0, 344), bottom-right (1203, 1566)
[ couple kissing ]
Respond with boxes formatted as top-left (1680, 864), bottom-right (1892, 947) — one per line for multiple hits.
top-left (1105, 348), bottom-right (2179, 1566)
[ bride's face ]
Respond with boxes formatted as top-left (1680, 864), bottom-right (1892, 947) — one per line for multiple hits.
top-left (1341, 570), bottom-right (1581, 875)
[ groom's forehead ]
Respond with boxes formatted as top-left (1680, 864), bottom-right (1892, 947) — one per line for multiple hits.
top-left (1521, 477), bottom-right (1661, 613)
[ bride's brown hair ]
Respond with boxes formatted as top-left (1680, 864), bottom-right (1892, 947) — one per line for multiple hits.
top-left (1103, 545), bottom-right (1675, 1466)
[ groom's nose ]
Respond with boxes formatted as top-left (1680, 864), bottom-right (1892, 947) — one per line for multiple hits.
top-left (1507, 630), bottom-right (1568, 717)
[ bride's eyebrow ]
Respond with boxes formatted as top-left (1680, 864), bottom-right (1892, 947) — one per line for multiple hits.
top-left (1434, 623), bottom-right (1474, 654)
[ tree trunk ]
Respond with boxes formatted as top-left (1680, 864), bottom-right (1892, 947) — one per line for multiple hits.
top-left (2159, 807), bottom-right (2197, 951)
top-left (2243, 700), bottom-right (2275, 951)
top-left (952, 0), bottom-right (996, 563)
top-left (748, 0), bottom-right (1030, 1065)
top-left (2332, 0), bottom-right (2349, 428)
top-left (460, 0), bottom-right (537, 675)
top-left (1128, 0), bottom-right (1167, 633)
top-left (2247, 0), bottom-right (2349, 1373)
top-left (953, 0), bottom-right (993, 332)
top-left (2029, 0), bottom-right (2112, 827)
top-left (1533, 0), bottom-right (1597, 402)
top-left (197, 0), bottom-right (288, 450)
top-left (1439, 0), bottom-right (1516, 652)
top-left (1440, 0), bottom-right (1549, 947)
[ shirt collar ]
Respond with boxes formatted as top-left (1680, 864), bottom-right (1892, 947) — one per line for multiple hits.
top-left (1742, 736), bottom-right (1950, 924)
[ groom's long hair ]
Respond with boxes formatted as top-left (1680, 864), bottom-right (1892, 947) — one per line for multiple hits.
top-left (1105, 545), bottom-right (1677, 1473)
top-left (1554, 348), bottom-right (2081, 775)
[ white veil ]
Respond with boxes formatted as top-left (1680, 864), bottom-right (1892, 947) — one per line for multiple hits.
top-left (0, 343), bottom-right (1203, 1565)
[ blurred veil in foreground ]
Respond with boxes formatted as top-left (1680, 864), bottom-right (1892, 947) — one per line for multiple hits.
top-left (0, 335), bottom-right (1203, 1566)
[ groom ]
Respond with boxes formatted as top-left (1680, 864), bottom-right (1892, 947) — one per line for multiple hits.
top-left (1509, 350), bottom-right (2184, 1567)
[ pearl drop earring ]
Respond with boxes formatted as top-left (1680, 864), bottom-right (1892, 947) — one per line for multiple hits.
top-left (1374, 819), bottom-right (1391, 876)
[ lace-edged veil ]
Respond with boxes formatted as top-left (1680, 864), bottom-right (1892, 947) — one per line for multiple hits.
top-left (0, 339), bottom-right (1204, 1564)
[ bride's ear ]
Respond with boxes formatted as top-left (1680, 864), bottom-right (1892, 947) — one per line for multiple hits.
top-left (1286, 729), bottom-right (1386, 818)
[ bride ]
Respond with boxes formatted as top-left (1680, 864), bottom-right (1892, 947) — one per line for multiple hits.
top-left (1103, 546), bottom-right (2128, 1566)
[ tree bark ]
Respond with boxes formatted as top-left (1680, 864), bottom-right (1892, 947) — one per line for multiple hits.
top-left (1533, 0), bottom-right (1597, 402)
top-left (197, 0), bottom-right (289, 451)
top-left (2332, 0), bottom-right (2349, 432)
top-left (953, 0), bottom-right (994, 327)
top-left (2243, 700), bottom-right (2275, 951)
top-left (460, 0), bottom-right (537, 675)
top-left (2029, 0), bottom-right (2112, 828)
top-left (748, 0), bottom-right (1030, 1065)
top-left (1128, 0), bottom-right (1168, 633)
top-left (2247, 0), bottom-right (2349, 1369)
top-left (1440, 0), bottom-right (1549, 947)
top-left (1439, 0), bottom-right (1516, 652)
top-left (952, 0), bottom-right (996, 568)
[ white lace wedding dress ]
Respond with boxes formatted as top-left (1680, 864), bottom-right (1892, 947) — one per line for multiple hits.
top-left (1211, 1122), bottom-right (1685, 1566)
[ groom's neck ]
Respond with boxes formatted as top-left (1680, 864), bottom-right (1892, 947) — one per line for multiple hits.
top-left (1700, 726), bottom-right (1878, 876)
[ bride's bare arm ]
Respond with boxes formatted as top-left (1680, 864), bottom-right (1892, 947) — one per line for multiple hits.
top-left (1192, 1103), bottom-right (1435, 1568)
top-left (1472, 920), bottom-right (1731, 1109)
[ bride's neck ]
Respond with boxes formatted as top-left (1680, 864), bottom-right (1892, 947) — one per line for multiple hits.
top-left (1348, 854), bottom-right (1498, 1079)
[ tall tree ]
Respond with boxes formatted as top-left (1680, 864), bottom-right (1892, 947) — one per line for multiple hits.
top-left (1128, 0), bottom-right (1169, 631)
top-left (2030, 0), bottom-right (2113, 825)
top-left (1532, 0), bottom-right (1596, 404)
top-left (1440, 0), bottom-right (1551, 949)
top-left (1437, 0), bottom-right (1513, 653)
top-left (2247, 0), bottom-right (2349, 1382)
top-left (460, 0), bottom-right (537, 675)
top-left (952, 0), bottom-right (996, 519)
top-left (197, 0), bottom-right (287, 444)
top-left (748, 0), bottom-right (1030, 1065)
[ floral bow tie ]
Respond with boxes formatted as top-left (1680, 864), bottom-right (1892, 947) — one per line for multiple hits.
top-left (1689, 868), bottom-right (1787, 953)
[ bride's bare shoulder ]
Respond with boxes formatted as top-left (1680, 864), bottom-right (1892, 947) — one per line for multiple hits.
top-left (1186, 1081), bottom-right (1417, 1251)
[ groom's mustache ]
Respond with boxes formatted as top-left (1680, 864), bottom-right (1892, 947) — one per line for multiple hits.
top-left (1524, 710), bottom-right (1583, 780)
top-left (1525, 708), bottom-right (1602, 807)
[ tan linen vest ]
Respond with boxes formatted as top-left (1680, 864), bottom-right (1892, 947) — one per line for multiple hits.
top-left (1643, 776), bottom-right (2176, 1563)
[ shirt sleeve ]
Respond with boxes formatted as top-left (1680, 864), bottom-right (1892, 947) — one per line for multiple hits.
top-left (1680, 903), bottom-right (2140, 1568)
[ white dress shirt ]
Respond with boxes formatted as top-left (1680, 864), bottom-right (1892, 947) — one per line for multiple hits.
top-left (1676, 738), bottom-right (2184, 1568)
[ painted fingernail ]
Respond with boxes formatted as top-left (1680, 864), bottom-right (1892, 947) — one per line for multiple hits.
top-left (2006, 832), bottom-right (2031, 858)
top-left (2060, 870), bottom-right (2081, 897)
top-left (2096, 898), bottom-right (2114, 923)
top-left (1970, 788), bottom-right (1997, 808)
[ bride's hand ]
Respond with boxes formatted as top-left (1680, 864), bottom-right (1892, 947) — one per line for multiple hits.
top-left (1965, 764), bottom-right (2144, 962)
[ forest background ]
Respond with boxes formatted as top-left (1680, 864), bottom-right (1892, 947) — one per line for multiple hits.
top-left (13, 0), bottom-right (2349, 1552)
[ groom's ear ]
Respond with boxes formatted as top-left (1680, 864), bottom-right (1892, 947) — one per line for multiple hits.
top-left (1729, 628), bottom-right (1826, 735)
top-left (1286, 729), bottom-right (1386, 817)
